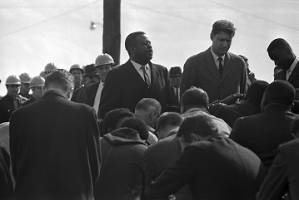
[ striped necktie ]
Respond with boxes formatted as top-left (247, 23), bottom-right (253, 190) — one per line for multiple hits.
top-left (141, 65), bottom-right (150, 86)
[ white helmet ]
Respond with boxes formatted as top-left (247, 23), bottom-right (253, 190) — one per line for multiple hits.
top-left (40, 63), bottom-right (57, 78)
top-left (95, 53), bottom-right (114, 67)
top-left (69, 64), bottom-right (83, 73)
top-left (19, 73), bottom-right (31, 83)
top-left (5, 75), bottom-right (21, 85)
top-left (30, 76), bottom-right (45, 88)
top-left (44, 63), bottom-right (57, 72)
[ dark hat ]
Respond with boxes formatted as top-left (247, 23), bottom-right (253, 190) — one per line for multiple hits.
top-left (83, 64), bottom-right (97, 76)
top-left (169, 66), bottom-right (182, 78)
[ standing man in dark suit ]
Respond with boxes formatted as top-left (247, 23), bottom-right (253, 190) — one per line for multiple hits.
top-left (9, 70), bottom-right (100, 200)
top-left (146, 112), bottom-right (262, 200)
top-left (99, 31), bottom-right (170, 118)
top-left (181, 20), bottom-right (247, 103)
top-left (268, 38), bottom-right (299, 89)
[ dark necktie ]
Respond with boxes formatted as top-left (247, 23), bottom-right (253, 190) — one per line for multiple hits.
top-left (218, 57), bottom-right (223, 75)
top-left (141, 65), bottom-right (150, 86)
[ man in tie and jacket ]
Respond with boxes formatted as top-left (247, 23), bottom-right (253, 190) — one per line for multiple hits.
top-left (99, 31), bottom-right (170, 118)
top-left (181, 20), bottom-right (247, 103)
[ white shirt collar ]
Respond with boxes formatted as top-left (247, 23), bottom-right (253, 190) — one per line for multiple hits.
top-left (210, 47), bottom-right (225, 63)
top-left (130, 60), bottom-right (149, 71)
top-left (286, 58), bottom-right (298, 80)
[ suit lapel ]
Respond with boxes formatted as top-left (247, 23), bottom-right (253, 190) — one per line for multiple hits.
top-left (288, 62), bottom-right (299, 82)
top-left (149, 62), bottom-right (158, 89)
top-left (90, 83), bottom-right (99, 105)
top-left (126, 60), bottom-right (149, 88)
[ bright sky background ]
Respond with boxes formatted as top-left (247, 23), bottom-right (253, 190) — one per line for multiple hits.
top-left (1, 0), bottom-right (299, 95)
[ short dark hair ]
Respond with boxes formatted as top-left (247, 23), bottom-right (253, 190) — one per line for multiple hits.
top-left (177, 112), bottom-right (220, 142)
top-left (181, 87), bottom-right (209, 111)
top-left (267, 38), bottom-right (293, 60)
top-left (211, 20), bottom-right (236, 37)
top-left (125, 31), bottom-right (146, 53)
top-left (44, 69), bottom-right (74, 92)
top-left (101, 108), bottom-right (134, 135)
top-left (263, 80), bottom-right (295, 106)
top-left (119, 117), bottom-right (149, 140)
top-left (156, 112), bottom-right (183, 131)
top-left (246, 80), bottom-right (269, 106)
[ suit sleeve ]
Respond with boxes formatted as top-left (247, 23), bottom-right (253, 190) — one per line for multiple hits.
top-left (257, 147), bottom-right (288, 200)
top-left (146, 145), bottom-right (196, 199)
top-left (181, 57), bottom-right (197, 95)
top-left (239, 59), bottom-right (248, 94)
top-left (162, 67), bottom-right (171, 111)
top-left (0, 146), bottom-right (13, 198)
top-left (98, 70), bottom-right (121, 119)
top-left (229, 117), bottom-right (243, 143)
top-left (86, 108), bottom-right (100, 186)
top-left (9, 112), bottom-right (19, 179)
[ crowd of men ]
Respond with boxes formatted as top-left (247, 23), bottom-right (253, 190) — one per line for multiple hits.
top-left (0, 19), bottom-right (299, 200)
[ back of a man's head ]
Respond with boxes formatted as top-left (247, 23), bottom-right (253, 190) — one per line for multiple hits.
top-left (119, 117), bottom-right (149, 140)
top-left (44, 69), bottom-right (74, 95)
top-left (246, 80), bottom-right (269, 106)
top-left (177, 112), bottom-right (220, 143)
top-left (156, 112), bottom-right (183, 131)
top-left (135, 98), bottom-right (161, 127)
top-left (156, 112), bottom-right (183, 139)
top-left (262, 80), bottom-right (295, 107)
top-left (181, 87), bottom-right (209, 112)
top-left (101, 108), bottom-right (134, 136)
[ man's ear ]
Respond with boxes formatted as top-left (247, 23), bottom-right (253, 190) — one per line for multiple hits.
top-left (210, 32), bottom-right (214, 41)
top-left (149, 111), bottom-right (158, 123)
top-left (66, 89), bottom-right (73, 100)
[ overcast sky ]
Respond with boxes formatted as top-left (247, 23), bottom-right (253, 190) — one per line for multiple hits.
top-left (1, 0), bottom-right (299, 95)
